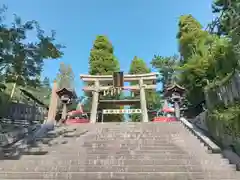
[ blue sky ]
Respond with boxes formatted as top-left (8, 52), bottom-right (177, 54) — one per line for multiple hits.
top-left (2, 0), bottom-right (215, 95)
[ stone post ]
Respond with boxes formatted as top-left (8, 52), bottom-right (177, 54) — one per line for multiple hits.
top-left (90, 80), bottom-right (99, 123)
top-left (61, 103), bottom-right (67, 120)
top-left (46, 80), bottom-right (58, 124)
top-left (174, 101), bottom-right (180, 119)
top-left (139, 78), bottom-right (148, 122)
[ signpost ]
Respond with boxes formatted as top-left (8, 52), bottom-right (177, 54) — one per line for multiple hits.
top-left (102, 109), bottom-right (142, 114)
top-left (101, 109), bottom-right (142, 123)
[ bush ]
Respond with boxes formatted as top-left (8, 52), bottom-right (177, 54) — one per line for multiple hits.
top-left (207, 102), bottom-right (240, 151)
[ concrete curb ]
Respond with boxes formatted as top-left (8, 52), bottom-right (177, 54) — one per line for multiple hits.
top-left (222, 149), bottom-right (240, 171)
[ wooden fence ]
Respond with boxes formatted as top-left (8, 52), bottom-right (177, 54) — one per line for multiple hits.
top-left (1, 102), bottom-right (47, 123)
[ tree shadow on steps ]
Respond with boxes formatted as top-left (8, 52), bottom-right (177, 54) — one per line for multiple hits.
top-left (0, 124), bottom-right (85, 161)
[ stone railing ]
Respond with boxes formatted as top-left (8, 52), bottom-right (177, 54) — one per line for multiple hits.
top-left (191, 111), bottom-right (208, 132)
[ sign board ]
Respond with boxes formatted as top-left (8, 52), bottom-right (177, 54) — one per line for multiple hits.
top-left (113, 71), bottom-right (124, 87)
top-left (102, 109), bottom-right (142, 114)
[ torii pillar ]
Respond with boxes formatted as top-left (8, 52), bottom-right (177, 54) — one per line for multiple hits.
top-left (139, 78), bottom-right (148, 122)
top-left (89, 80), bottom-right (99, 123)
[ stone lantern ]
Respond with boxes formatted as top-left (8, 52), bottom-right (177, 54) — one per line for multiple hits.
top-left (56, 88), bottom-right (76, 120)
top-left (164, 83), bottom-right (185, 119)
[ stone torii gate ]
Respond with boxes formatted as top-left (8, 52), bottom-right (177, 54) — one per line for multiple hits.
top-left (80, 72), bottom-right (157, 123)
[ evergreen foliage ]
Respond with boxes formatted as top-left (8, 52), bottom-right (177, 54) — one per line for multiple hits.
top-left (87, 35), bottom-right (123, 122)
top-left (129, 56), bottom-right (161, 121)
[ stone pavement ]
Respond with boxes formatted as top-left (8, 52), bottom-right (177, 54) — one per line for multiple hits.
top-left (0, 122), bottom-right (239, 179)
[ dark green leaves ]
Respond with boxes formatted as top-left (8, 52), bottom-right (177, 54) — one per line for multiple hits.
top-left (0, 6), bottom-right (64, 87)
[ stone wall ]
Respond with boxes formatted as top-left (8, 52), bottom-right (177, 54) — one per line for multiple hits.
top-left (205, 71), bottom-right (240, 109)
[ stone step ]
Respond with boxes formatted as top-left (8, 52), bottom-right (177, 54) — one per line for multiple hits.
top-left (82, 141), bottom-right (207, 149)
top-left (82, 143), bottom-right (179, 148)
top-left (93, 127), bottom-right (185, 131)
top-left (93, 125), bottom-right (185, 129)
top-left (30, 147), bottom-right (187, 154)
top-left (2, 152), bottom-right (228, 168)
top-left (92, 134), bottom-right (193, 139)
top-left (1, 122), bottom-right (238, 180)
top-left (9, 152), bottom-right (223, 160)
top-left (84, 137), bottom-right (186, 140)
top-left (93, 122), bottom-right (181, 126)
top-left (84, 147), bottom-right (188, 151)
top-left (86, 132), bottom-right (192, 137)
top-left (81, 142), bottom-right (208, 153)
top-left (82, 140), bottom-right (179, 144)
top-left (0, 158), bottom-right (230, 167)
top-left (91, 130), bottom-right (185, 134)
top-left (0, 164), bottom-right (235, 172)
top-left (94, 126), bottom-right (184, 129)
top-left (3, 151), bottom-right (229, 161)
top-left (95, 128), bottom-right (187, 132)
top-left (88, 136), bottom-right (189, 139)
top-left (89, 131), bottom-right (186, 134)
top-left (0, 172), bottom-right (239, 180)
top-left (46, 149), bottom-right (187, 155)
top-left (84, 138), bottom-right (188, 141)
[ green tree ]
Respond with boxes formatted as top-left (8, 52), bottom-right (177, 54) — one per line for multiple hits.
top-left (129, 56), bottom-right (161, 121)
top-left (89, 35), bottom-right (119, 75)
top-left (42, 77), bottom-right (51, 89)
top-left (129, 56), bottom-right (150, 75)
top-left (88, 35), bottom-right (122, 122)
top-left (211, 0), bottom-right (240, 66)
top-left (0, 5), bottom-right (63, 99)
top-left (151, 55), bottom-right (179, 90)
top-left (56, 63), bottom-right (76, 111)
top-left (211, 0), bottom-right (240, 36)
top-left (176, 15), bottom-right (215, 109)
top-left (57, 62), bottom-right (74, 90)
top-left (175, 14), bottom-right (237, 115)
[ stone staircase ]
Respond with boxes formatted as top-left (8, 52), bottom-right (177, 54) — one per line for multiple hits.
top-left (0, 122), bottom-right (239, 179)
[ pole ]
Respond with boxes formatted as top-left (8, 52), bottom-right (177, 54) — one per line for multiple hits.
top-left (90, 80), bottom-right (99, 123)
top-left (139, 78), bottom-right (149, 122)
top-left (174, 101), bottom-right (180, 119)
top-left (61, 103), bottom-right (67, 120)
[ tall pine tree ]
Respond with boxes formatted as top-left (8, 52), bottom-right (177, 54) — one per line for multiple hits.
top-left (57, 62), bottom-right (74, 90)
top-left (87, 35), bottom-right (123, 122)
top-left (56, 62), bottom-right (76, 111)
top-left (42, 77), bottom-right (51, 89)
top-left (89, 35), bottom-right (119, 75)
top-left (129, 56), bottom-right (161, 122)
